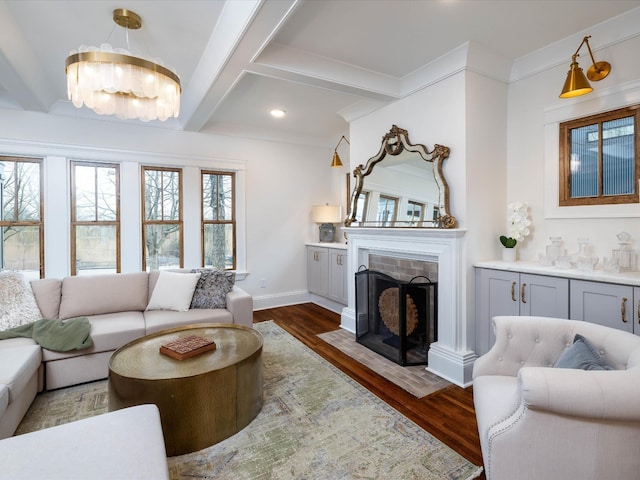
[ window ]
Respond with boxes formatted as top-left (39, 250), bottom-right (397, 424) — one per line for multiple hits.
top-left (70, 162), bottom-right (120, 275)
top-left (559, 105), bottom-right (640, 206)
top-left (142, 167), bottom-right (183, 271)
top-left (377, 195), bottom-right (398, 225)
top-left (201, 171), bottom-right (235, 270)
top-left (355, 191), bottom-right (369, 223)
top-left (0, 157), bottom-right (43, 279)
top-left (407, 201), bottom-right (424, 223)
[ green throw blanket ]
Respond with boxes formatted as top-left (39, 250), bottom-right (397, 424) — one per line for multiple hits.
top-left (0, 317), bottom-right (93, 352)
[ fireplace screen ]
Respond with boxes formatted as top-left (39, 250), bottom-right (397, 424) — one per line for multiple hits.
top-left (355, 269), bottom-right (437, 366)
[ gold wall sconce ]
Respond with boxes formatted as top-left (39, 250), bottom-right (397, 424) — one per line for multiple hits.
top-left (559, 35), bottom-right (611, 99)
top-left (331, 135), bottom-right (350, 167)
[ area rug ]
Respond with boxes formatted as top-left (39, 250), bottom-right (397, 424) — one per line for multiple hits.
top-left (318, 328), bottom-right (451, 398)
top-left (16, 321), bottom-right (482, 480)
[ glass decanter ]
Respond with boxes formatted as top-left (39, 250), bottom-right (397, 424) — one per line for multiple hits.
top-left (612, 232), bottom-right (636, 272)
top-left (545, 236), bottom-right (565, 266)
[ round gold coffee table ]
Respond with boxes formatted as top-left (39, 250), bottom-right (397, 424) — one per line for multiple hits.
top-left (108, 323), bottom-right (263, 457)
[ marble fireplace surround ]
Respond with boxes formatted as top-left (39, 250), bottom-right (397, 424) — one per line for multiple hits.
top-left (341, 227), bottom-right (476, 387)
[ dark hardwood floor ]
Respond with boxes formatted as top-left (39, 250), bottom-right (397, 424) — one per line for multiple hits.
top-left (254, 303), bottom-right (486, 479)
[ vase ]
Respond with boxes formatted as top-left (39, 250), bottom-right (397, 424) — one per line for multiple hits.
top-left (502, 247), bottom-right (517, 262)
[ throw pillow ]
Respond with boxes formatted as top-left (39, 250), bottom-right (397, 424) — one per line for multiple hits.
top-left (554, 334), bottom-right (613, 371)
top-left (0, 271), bottom-right (43, 331)
top-left (146, 271), bottom-right (201, 312)
top-left (190, 269), bottom-right (236, 309)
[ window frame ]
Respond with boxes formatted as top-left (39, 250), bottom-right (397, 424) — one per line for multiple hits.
top-left (0, 156), bottom-right (44, 278)
top-left (407, 200), bottom-right (425, 223)
top-left (70, 160), bottom-right (121, 276)
top-left (377, 194), bottom-right (398, 225)
top-left (559, 105), bottom-right (640, 206)
top-left (200, 170), bottom-right (236, 270)
top-left (141, 166), bottom-right (184, 271)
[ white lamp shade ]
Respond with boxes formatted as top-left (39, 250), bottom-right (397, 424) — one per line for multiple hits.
top-left (312, 205), bottom-right (342, 223)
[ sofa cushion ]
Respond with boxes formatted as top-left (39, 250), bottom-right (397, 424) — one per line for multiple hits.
top-left (190, 269), bottom-right (235, 309)
top-left (0, 272), bottom-right (42, 331)
top-left (0, 337), bottom-right (38, 349)
top-left (554, 334), bottom-right (613, 371)
top-left (144, 308), bottom-right (233, 334)
top-left (0, 404), bottom-right (169, 480)
top-left (41, 311), bottom-right (145, 361)
top-left (58, 272), bottom-right (148, 319)
top-left (0, 385), bottom-right (8, 418)
top-left (146, 271), bottom-right (200, 312)
top-left (30, 278), bottom-right (62, 320)
top-left (0, 346), bottom-right (41, 401)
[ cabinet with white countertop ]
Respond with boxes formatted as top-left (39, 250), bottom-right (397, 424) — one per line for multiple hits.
top-left (307, 244), bottom-right (347, 306)
top-left (475, 267), bottom-right (569, 355)
top-left (475, 261), bottom-right (640, 355)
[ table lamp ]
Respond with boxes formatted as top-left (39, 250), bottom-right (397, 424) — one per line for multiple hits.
top-left (312, 205), bottom-right (342, 242)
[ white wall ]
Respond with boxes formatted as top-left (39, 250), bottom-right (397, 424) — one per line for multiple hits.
top-left (0, 109), bottom-right (342, 307)
top-left (350, 46), bottom-right (509, 354)
top-left (508, 32), bottom-right (640, 264)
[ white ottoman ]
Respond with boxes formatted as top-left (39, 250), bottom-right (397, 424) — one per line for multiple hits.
top-left (0, 404), bottom-right (169, 480)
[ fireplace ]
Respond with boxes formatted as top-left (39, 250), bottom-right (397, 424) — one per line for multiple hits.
top-left (355, 269), bottom-right (437, 366)
top-left (341, 227), bottom-right (475, 387)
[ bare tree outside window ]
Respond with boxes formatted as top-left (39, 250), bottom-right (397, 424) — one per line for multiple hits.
top-left (202, 171), bottom-right (235, 270)
top-left (0, 157), bottom-right (43, 279)
top-left (142, 167), bottom-right (183, 271)
top-left (71, 162), bottom-right (120, 275)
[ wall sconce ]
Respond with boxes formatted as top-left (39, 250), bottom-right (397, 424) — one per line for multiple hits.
top-left (312, 204), bottom-right (342, 242)
top-left (559, 35), bottom-right (611, 99)
top-left (331, 135), bottom-right (350, 167)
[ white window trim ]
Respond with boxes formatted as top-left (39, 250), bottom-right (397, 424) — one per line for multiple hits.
top-left (544, 78), bottom-right (640, 219)
top-left (0, 139), bottom-right (247, 279)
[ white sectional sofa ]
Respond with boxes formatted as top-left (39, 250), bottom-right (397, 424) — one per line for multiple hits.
top-left (0, 269), bottom-right (253, 440)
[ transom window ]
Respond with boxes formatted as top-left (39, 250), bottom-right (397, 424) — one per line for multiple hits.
top-left (559, 105), bottom-right (640, 206)
top-left (70, 161), bottom-right (120, 275)
top-left (201, 171), bottom-right (235, 270)
top-left (0, 156), bottom-right (43, 279)
top-left (141, 166), bottom-right (183, 271)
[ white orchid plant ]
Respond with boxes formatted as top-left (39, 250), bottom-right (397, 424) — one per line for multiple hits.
top-left (500, 201), bottom-right (531, 248)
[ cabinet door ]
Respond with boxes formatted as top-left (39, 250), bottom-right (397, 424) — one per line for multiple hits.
top-left (570, 280), bottom-right (633, 333)
top-left (307, 247), bottom-right (329, 297)
top-left (520, 273), bottom-right (569, 318)
top-left (328, 250), bottom-right (347, 305)
top-left (476, 268), bottom-right (520, 355)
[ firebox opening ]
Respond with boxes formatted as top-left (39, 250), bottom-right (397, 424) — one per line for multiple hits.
top-left (355, 268), bottom-right (437, 366)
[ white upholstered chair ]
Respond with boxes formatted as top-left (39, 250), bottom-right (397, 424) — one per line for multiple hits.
top-left (473, 315), bottom-right (640, 480)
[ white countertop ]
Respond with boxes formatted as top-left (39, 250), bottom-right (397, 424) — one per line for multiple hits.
top-left (306, 242), bottom-right (348, 250)
top-left (475, 260), bottom-right (640, 287)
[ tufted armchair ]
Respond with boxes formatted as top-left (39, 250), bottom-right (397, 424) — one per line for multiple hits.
top-left (472, 315), bottom-right (640, 480)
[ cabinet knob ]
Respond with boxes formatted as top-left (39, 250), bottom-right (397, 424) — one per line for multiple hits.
top-left (622, 297), bottom-right (628, 323)
top-left (521, 283), bottom-right (527, 304)
top-left (511, 281), bottom-right (517, 302)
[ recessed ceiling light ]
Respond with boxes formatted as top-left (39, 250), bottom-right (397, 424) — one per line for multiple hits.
top-left (270, 109), bottom-right (286, 118)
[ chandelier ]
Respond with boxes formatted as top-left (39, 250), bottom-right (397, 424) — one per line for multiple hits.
top-left (65, 9), bottom-right (181, 122)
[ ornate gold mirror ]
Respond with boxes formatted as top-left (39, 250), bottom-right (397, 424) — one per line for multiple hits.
top-left (345, 125), bottom-right (456, 228)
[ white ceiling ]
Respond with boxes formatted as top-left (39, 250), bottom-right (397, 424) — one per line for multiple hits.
top-left (1, 0), bottom-right (639, 146)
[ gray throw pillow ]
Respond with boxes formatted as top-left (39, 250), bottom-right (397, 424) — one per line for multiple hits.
top-left (554, 334), bottom-right (613, 371)
top-left (190, 269), bottom-right (235, 309)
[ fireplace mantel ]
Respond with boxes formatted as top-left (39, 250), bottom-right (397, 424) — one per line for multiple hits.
top-left (341, 227), bottom-right (476, 387)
